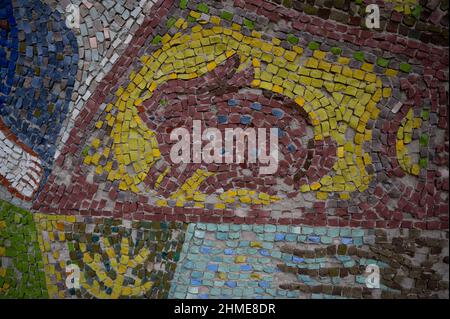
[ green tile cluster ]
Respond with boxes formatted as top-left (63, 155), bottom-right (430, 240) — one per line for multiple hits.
top-left (180, 0), bottom-right (188, 10)
top-left (399, 62), bottom-right (412, 73)
top-left (330, 47), bottom-right (342, 55)
top-left (287, 34), bottom-right (299, 45)
top-left (0, 200), bottom-right (48, 298)
top-left (220, 11), bottom-right (234, 21)
top-left (308, 41), bottom-right (320, 50)
top-left (353, 51), bottom-right (365, 62)
top-left (197, 3), bottom-right (209, 14)
top-left (376, 57), bottom-right (390, 68)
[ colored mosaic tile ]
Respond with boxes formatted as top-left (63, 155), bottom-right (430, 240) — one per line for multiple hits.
top-left (396, 108), bottom-right (428, 176)
top-left (0, 0), bottom-right (448, 300)
top-left (0, 0), bottom-right (78, 165)
top-left (170, 223), bottom-right (449, 299)
top-left (84, 15), bottom-right (390, 201)
top-left (28, 0), bottom-right (448, 233)
top-left (0, 0), bottom-right (78, 202)
top-left (0, 199), bottom-right (47, 298)
top-left (384, 0), bottom-right (419, 14)
top-left (34, 213), bottom-right (186, 299)
top-left (272, 0), bottom-right (448, 46)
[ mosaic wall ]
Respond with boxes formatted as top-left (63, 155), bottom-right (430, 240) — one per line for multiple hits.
top-left (0, 0), bottom-right (448, 299)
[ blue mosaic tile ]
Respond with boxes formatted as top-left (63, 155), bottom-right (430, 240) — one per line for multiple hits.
top-left (341, 237), bottom-right (353, 245)
top-left (169, 223), bottom-right (440, 299)
top-left (0, 0), bottom-right (78, 169)
top-left (250, 101), bottom-right (262, 110)
top-left (240, 115), bottom-right (252, 125)
top-left (217, 115), bottom-right (228, 124)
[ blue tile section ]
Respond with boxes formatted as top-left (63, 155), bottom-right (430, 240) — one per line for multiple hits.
top-left (0, 0), bottom-right (78, 169)
top-left (169, 224), bottom-right (390, 299)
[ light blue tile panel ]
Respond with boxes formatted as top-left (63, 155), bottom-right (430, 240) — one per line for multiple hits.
top-left (169, 224), bottom-right (388, 299)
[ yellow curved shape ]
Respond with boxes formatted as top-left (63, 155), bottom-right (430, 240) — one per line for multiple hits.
top-left (85, 12), bottom-right (390, 200)
top-left (79, 237), bottom-right (152, 299)
top-left (396, 108), bottom-right (422, 176)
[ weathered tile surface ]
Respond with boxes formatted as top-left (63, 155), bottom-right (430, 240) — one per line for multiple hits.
top-left (0, 0), bottom-right (448, 299)
top-left (34, 213), bottom-right (186, 298)
top-left (0, 199), bottom-right (48, 298)
top-left (170, 223), bottom-right (448, 298)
